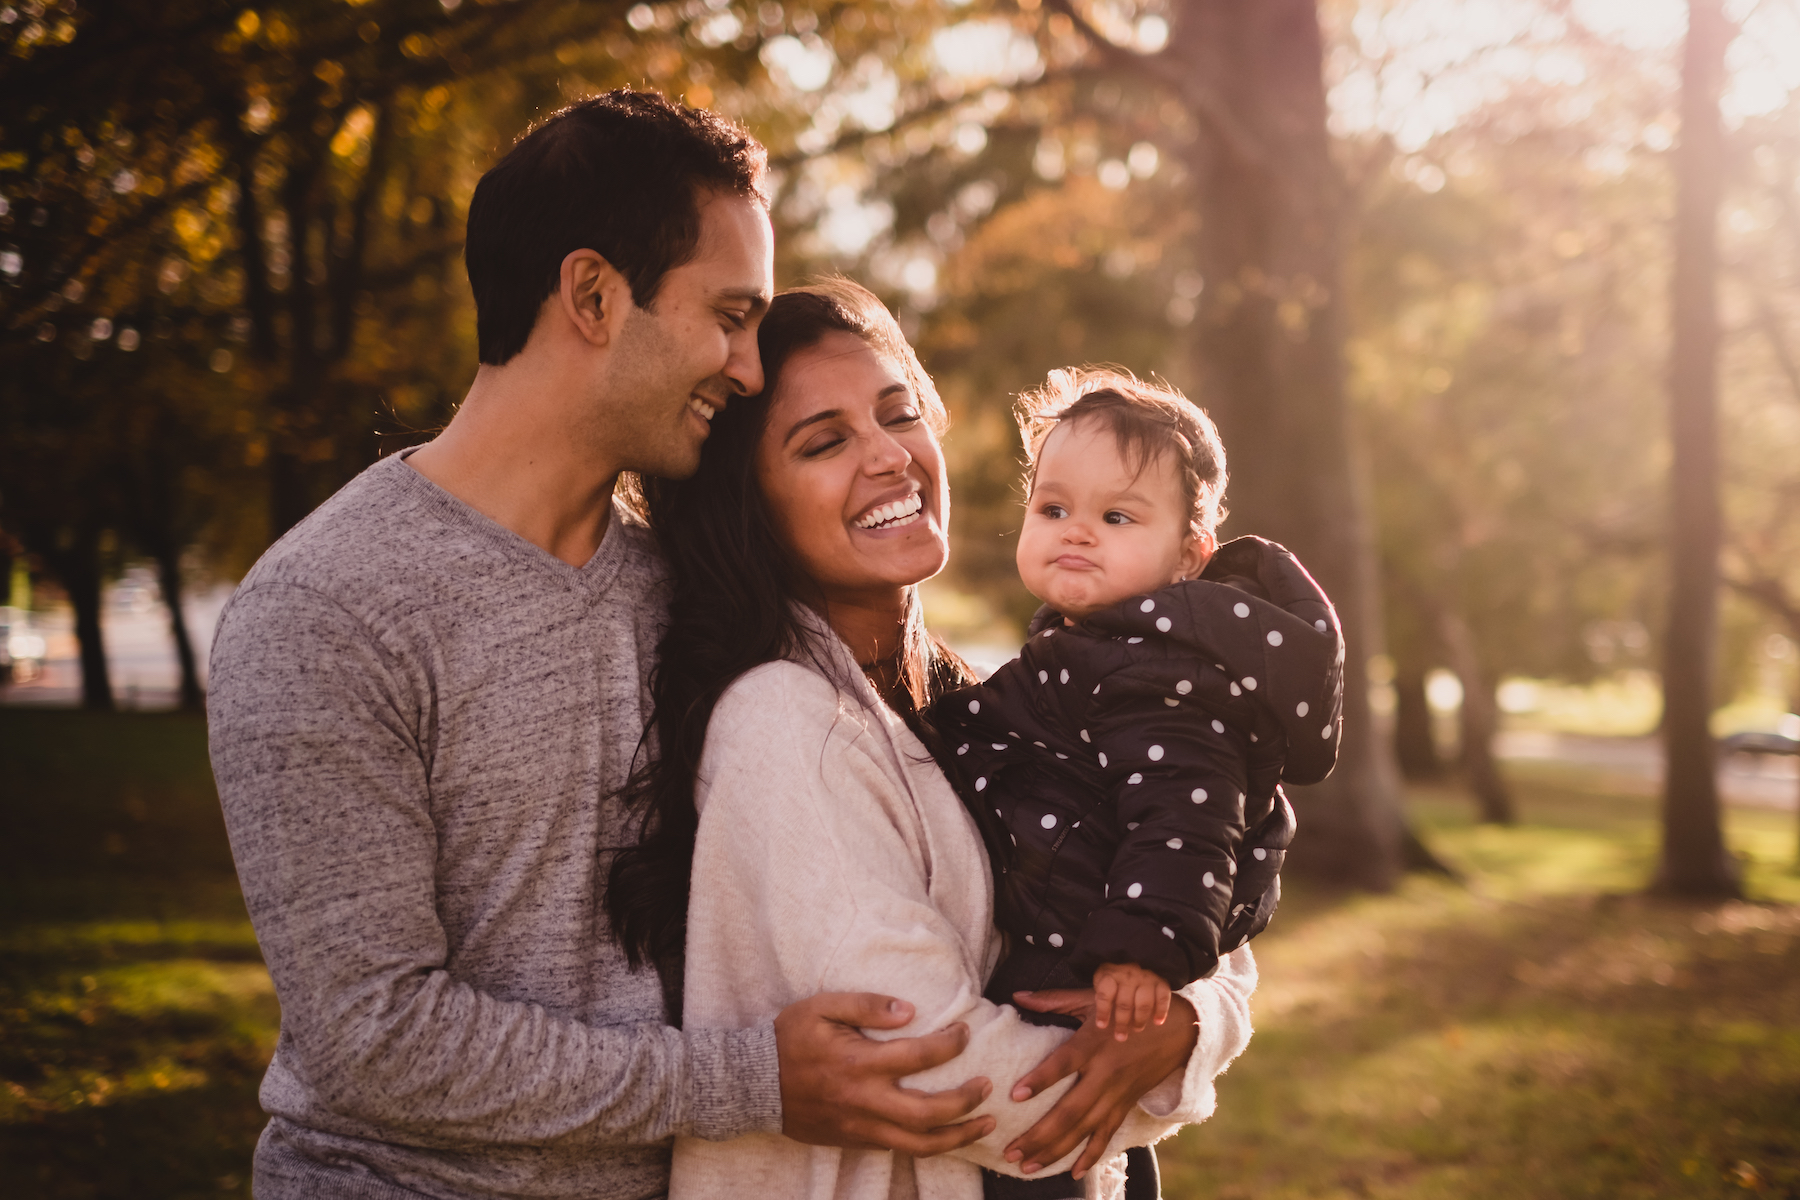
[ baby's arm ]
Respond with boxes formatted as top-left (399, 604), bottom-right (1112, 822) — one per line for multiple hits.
top-left (1091, 961), bottom-right (1172, 1041)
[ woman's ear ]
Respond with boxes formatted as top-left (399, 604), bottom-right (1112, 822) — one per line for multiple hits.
top-left (1176, 529), bottom-right (1217, 582)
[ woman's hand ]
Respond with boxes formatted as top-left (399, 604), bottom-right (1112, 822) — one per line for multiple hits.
top-left (1002, 989), bottom-right (1199, 1180)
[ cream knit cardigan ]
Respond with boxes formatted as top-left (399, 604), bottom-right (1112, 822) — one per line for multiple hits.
top-left (670, 627), bottom-right (1257, 1200)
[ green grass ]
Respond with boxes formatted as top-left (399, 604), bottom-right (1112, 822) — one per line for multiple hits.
top-left (1164, 780), bottom-right (1800, 1200)
top-left (0, 709), bottom-right (271, 1200)
top-left (2, 708), bottom-right (1796, 1198)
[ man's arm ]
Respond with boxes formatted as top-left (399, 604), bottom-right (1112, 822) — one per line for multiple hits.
top-left (210, 583), bottom-right (989, 1151)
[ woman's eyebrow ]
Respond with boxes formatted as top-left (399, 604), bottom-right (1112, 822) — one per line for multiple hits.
top-left (784, 409), bottom-right (843, 444)
top-left (781, 384), bottom-right (911, 445)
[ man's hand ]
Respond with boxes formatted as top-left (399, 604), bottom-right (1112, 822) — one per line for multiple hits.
top-left (776, 991), bottom-right (995, 1156)
top-left (1002, 989), bottom-right (1198, 1179)
top-left (1091, 963), bottom-right (1172, 1041)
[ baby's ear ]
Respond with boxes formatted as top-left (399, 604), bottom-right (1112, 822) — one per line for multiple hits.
top-left (1177, 529), bottom-right (1217, 582)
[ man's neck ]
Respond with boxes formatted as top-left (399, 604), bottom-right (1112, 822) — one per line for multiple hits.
top-left (408, 361), bottom-right (619, 568)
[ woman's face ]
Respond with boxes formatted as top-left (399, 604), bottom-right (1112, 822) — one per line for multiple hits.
top-left (755, 331), bottom-right (950, 608)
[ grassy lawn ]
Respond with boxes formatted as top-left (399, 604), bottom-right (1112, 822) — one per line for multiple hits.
top-left (1, 708), bottom-right (1796, 1199)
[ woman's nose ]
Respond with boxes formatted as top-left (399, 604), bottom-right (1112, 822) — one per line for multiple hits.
top-left (863, 429), bottom-right (912, 476)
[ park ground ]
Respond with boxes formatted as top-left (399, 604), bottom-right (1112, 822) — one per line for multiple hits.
top-left (0, 708), bottom-right (1796, 1199)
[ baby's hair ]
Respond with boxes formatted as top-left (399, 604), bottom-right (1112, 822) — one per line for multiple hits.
top-left (1016, 366), bottom-right (1229, 539)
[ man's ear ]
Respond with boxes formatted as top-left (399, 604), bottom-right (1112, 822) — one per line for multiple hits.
top-left (557, 248), bottom-right (633, 348)
top-left (1177, 529), bottom-right (1217, 581)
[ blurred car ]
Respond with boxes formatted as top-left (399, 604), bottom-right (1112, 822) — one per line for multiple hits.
top-left (1, 609), bottom-right (47, 685)
top-left (1720, 729), bottom-right (1800, 758)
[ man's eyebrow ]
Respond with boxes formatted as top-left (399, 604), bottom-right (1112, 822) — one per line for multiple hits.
top-left (718, 286), bottom-right (772, 313)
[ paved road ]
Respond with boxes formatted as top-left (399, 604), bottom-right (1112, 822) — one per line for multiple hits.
top-left (1496, 729), bottom-right (1798, 812)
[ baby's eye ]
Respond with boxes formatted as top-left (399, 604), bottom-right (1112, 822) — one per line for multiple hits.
top-left (1039, 504), bottom-right (1067, 519)
top-left (1104, 510), bottom-right (1134, 525)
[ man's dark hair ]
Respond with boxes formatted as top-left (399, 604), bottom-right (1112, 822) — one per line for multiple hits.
top-left (465, 89), bottom-right (769, 365)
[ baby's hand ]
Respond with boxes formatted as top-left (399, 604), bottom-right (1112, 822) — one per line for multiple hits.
top-left (1090, 961), bottom-right (1172, 1042)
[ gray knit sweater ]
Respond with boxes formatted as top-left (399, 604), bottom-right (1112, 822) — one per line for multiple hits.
top-left (207, 453), bottom-right (781, 1200)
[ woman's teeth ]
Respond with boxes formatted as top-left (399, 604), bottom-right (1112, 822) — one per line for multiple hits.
top-left (854, 493), bottom-right (924, 529)
top-left (688, 397), bottom-right (717, 422)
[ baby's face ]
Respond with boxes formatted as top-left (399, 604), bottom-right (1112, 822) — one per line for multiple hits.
top-left (1016, 417), bottom-right (1213, 621)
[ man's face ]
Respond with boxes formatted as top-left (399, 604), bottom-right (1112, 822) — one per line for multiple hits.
top-left (603, 190), bottom-right (774, 480)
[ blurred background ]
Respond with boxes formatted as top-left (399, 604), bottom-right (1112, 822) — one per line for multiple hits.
top-left (1, 0), bottom-right (1797, 1196)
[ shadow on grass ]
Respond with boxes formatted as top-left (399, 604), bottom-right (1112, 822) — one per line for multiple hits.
top-left (1, 708), bottom-right (270, 1199)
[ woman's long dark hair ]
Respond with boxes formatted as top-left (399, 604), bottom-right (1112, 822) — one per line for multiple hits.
top-left (605, 279), bottom-right (974, 995)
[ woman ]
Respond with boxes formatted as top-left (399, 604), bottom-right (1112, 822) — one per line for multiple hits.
top-left (607, 280), bottom-right (1256, 1200)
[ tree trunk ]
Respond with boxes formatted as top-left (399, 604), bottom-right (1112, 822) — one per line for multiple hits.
top-left (1438, 609), bottom-right (1514, 823)
top-left (1656, 0), bottom-right (1739, 897)
top-left (153, 545), bottom-right (204, 712)
top-left (1172, 0), bottom-right (1405, 887)
top-left (53, 528), bottom-right (114, 711)
top-left (1392, 658), bottom-right (1442, 780)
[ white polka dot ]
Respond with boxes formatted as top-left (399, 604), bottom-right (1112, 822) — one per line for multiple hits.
top-left (1323, 724), bottom-right (1334, 739)
top-left (1228, 859), bottom-right (1237, 875)
top-left (1296, 701), bottom-right (1309, 717)
top-left (1164, 697), bottom-right (1179, 707)
top-left (1267, 630), bottom-right (1284, 646)
top-left (976, 777), bottom-right (987, 791)
top-left (1162, 926), bottom-right (1176, 938)
top-left (996, 808), bottom-right (1003, 817)
top-left (1233, 602), bottom-right (1250, 618)
top-left (1080, 729), bottom-right (1091, 742)
top-left (1251, 733), bottom-right (1259, 743)
top-left (1025, 934), bottom-right (1034, 943)
top-left (1034, 740), bottom-right (1046, 748)
top-left (1176, 680), bottom-right (1192, 695)
top-left (993, 743), bottom-right (1007, 751)
top-left (1042, 628), bottom-right (1055, 637)
top-left (1232, 904), bottom-right (1245, 916)
top-left (1127, 882), bottom-right (1143, 898)
top-left (1253, 847), bottom-right (1267, 860)
top-left (1140, 599), bottom-right (1156, 613)
top-left (1038, 670), bottom-right (1049, 684)
top-left (1148, 745), bottom-right (1164, 761)
top-left (1041, 813), bottom-right (1057, 829)
top-left (1128, 636), bottom-right (1143, 644)
top-left (1192, 788), bottom-right (1208, 803)
top-left (1230, 682), bottom-right (1241, 696)
top-left (1128, 772), bottom-right (1143, 784)
top-left (1009, 732), bottom-right (1019, 738)
top-left (958, 743), bottom-right (969, 755)
top-left (1055, 752), bottom-right (1069, 760)
top-left (1212, 719), bottom-right (1226, 733)
top-left (1315, 619), bottom-right (1328, 632)
top-left (1093, 684), bottom-right (1102, 695)
top-left (1060, 669), bottom-right (1070, 684)
top-left (1166, 837), bottom-right (1183, 850)
top-left (1127, 822), bottom-right (1139, 830)
top-left (1242, 676), bottom-right (1257, 690)
top-left (1156, 617), bottom-right (1172, 632)
top-left (1048, 932), bottom-right (1064, 947)
top-left (968, 700), bottom-right (980, 714)
top-left (1098, 752), bottom-right (1108, 767)
top-left (1203, 871), bottom-right (1215, 888)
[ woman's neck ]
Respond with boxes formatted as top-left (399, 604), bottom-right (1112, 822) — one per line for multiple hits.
top-left (819, 587), bottom-right (909, 669)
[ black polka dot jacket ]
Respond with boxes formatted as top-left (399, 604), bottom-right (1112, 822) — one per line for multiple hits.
top-left (931, 536), bottom-right (1345, 990)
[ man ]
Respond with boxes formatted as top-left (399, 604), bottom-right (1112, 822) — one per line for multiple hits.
top-left (208, 91), bottom-right (993, 1200)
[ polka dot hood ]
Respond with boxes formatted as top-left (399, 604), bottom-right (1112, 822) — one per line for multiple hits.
top-left (930, 536), bottom-right (1345, 989)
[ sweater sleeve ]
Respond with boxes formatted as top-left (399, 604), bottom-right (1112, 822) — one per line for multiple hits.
top-left (685, 665), bottom-right (1101, 1177)
top-left (1069, 662), bottom-right (1250, 989)
top-left (208, 582), bottom-right (780, 1149)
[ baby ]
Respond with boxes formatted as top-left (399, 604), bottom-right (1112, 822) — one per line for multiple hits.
top-left (933, 368), bottom-right (1345, 1056)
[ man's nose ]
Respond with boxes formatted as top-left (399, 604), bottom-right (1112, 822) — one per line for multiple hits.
top-left (724, 328), bottom-right (764, 397)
